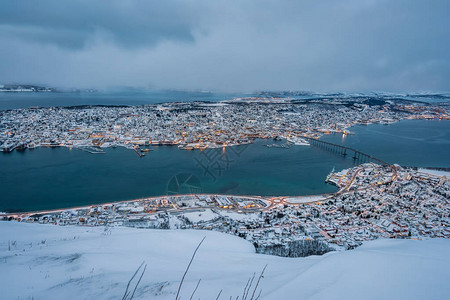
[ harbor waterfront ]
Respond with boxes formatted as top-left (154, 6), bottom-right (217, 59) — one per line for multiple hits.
top-left (0, 139), bottom-right (350, 212)
top-left (0, 119), bottom-right (448, 212)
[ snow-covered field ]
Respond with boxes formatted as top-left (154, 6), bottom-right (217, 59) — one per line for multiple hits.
top-left (182, 209), bottom-right (219, 223)
top-left (284, 195), bottom-right (328, 203)
top-left (1, 222), bottom-right (449, 300)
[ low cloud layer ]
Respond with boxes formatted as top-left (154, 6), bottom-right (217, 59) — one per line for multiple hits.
top-left (1, 0), bottom-right (449, 92)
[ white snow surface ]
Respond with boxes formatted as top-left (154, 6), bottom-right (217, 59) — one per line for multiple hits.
top-left (182, 209), bottom-right (218, 223)
top-left (418, 168), bottom-right (450, 177)
top-left (285, 195), bottom-right (328, 203)
top-left (1, 222), bottom-right (449, 300)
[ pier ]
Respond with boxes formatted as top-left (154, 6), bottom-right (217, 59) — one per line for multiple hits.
top-left (133, 146), bottom-right (145, 158)
top-left (302, 136), bottom-right (390, 166)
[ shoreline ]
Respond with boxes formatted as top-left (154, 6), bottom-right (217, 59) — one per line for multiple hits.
top-left (0, 161), bottom-right (412, 217)
top-left (2, 117), bottom-right (447, 154)
top-left (0, 192), bottom-right (315, 216)
top-left (5, 164), bottom-right (448, 218)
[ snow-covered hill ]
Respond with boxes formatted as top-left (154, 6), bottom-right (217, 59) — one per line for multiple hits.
top-left (1, 222), bottom-right (449, 300)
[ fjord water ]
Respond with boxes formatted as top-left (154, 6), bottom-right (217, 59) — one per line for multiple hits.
top-left (0, 140), bottom-right (351, 212)
top-left (1, 119), bottom-right (448, 212)
top-left (321, 119), bottom-right (450, 167)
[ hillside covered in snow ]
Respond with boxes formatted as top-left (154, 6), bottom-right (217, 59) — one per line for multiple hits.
top-left (1, 222), bottom-right (449, 300)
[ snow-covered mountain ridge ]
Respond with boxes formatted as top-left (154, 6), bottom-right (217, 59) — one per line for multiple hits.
top-left (1, 222), bottom-right (449, 300)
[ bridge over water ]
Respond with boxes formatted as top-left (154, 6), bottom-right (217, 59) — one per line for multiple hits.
top-left (302, 136), bottom-right (390, 166)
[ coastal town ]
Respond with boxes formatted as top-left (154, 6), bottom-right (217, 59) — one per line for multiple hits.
top-left (1, 95), bottom-right (449, 153)
top-left (1, 94), bottom-right (449, 257)
top-left (2, 163), bottom-right (449, 257)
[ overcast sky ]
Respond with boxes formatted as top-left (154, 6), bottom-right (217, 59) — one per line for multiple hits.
top-left (0, 0), bottom-right (449, 92)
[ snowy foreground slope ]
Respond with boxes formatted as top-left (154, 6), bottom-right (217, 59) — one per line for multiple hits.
top-left (1, 222), bottom-right (449, 300)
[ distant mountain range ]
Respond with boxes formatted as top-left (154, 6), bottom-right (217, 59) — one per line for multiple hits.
top-left (257, 90), bottom-right (450, 100)
top-left (1, 85), bottom-right (449, 103)
top-left (0, 84), bottom-right (56, 92)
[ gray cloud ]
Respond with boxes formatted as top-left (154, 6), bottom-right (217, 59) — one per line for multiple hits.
top-left (0, 0), bottom-right (197, 48)
top-left (0, 0), bottom-right (449, 92)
